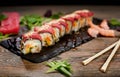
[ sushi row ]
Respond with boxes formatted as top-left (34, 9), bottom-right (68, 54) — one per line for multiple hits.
top-left (21, 9), bottom-right (94, 54)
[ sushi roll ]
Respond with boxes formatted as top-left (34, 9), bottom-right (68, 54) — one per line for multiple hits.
top-left (21, 31), bottom-right (42, 54)
top-left (20, 9), bottom-right (94, 55)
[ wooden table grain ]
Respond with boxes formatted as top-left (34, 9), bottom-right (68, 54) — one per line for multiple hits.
top-left (0, 6), bottom-right (120, 77)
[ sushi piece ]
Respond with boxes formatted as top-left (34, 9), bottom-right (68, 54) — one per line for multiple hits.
top-left (65, 13), bottom-right (81, 32)
top-left (34, 24), bottom-right (58, 46)
top-left (74, 10), bottom-right (88, 27)
top-left (47, 20), bottom-right (66, 37)
top-left (39, 32), bottom-right (54, 46)
top-left (47, 20), bottom-right (61, 39)
top-left (61, 14), bottom-right (74, 34)
top-left (74, 9), bottom-right (94, 27)
top-left (57, 19), bottom-right (68, 35)
top-left (21, 31), bottom-right (42, 54)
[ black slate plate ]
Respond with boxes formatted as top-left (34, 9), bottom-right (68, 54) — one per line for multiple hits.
top-left (0, 18), bottom-right (118, 63)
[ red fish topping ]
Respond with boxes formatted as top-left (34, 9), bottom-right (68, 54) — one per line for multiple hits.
top-left (57, 19), bottom-right (69, 32)
top-left (68, 13), bottom-right (81, 20)
top-left (74, 10), bottom-right (94, 17)
top-left (34, 25), bottom-right (55, 34)
top-left (79, 12), bottom-right (88, 17)
top-left (0, 12), bottom-right (20, 34)
top-left (22, 32), bottom-right (42, 42)
top-left (47, 20), bottom-right (62, 31)
top-left (87, 12), bottom-right (94, 17)
top-left (62, 14), bottom-right (74, 22)
top-left (73, 14), bottom-right (81, 20)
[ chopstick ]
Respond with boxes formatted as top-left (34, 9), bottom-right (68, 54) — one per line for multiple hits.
top-left (100, 39), bottom-right (120, 73)
top-left (82, 41), bottom-right (118, 65)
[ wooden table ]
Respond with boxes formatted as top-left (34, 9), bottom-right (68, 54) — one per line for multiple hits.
top-left (0, 5), bottom-right (120, 77)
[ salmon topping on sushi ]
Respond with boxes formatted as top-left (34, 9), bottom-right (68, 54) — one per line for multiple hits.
top-left (34, 25), bottom-right (55, 35)
top-left (74, 9), bottom-right (94, 17)
top-left (48, 21), bottom-right (62, 31)
top-left (62, 15), bottom-right (74, 22)
top-left (22, 31), bottom-right (42, 42)
top-left (87, 12), bottom-right (94, 17)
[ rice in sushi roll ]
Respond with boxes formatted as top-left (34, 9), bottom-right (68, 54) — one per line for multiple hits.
top-left (21, 31), bottom-right (42, 54)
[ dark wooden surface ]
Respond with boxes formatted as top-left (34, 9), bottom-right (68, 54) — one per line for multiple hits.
top-left (0, 6), bottom-right (120, 77)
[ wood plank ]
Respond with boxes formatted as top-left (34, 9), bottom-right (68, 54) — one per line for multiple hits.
top-left (0, 47), bottom-right (27, 76)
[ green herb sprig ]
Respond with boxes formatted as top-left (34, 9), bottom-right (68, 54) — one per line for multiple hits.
top-left (20, 12), bottom-right (63, 30)
top-left (46, 60), bottom-right (72, 77)
top-left (109, 18), bottom-right (120, 26)
top-left (0, 14), bottom-right (10, 40)
top-left (50, 12), bottom-right (63, 19)
top-left (20, 15), bottom-right (51, 29)
top-left (0, 14), bottom-right (7, 21)
top-left (0, 33), bottom-right (9, 41)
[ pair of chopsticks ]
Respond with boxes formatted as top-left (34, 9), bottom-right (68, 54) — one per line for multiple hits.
top-left (82, 39), bottom-right (120, 73)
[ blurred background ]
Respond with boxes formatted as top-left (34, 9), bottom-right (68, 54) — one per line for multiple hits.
top-left (0, 0), bottom-right (120, 6)
top-left (0, 0), bottom-right (120, 19)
